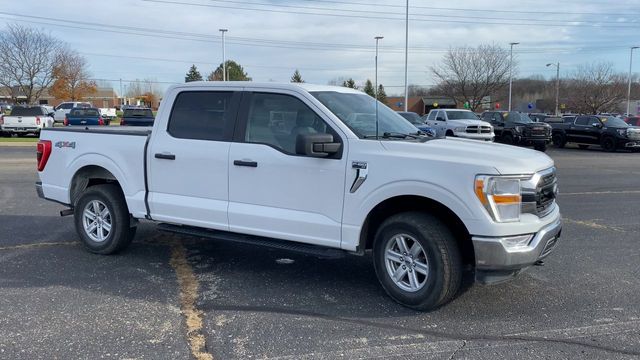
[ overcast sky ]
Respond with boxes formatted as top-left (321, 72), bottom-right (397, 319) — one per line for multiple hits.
top-left (2, 0), bottom-right (640, 95)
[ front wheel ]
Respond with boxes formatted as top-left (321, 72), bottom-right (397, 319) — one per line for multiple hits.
top-left (373, 212), bottom-right (462, 311)
top-left (501, 133), bottom-right (514, 145)
top-left (552, 134), bottom-right (566, 148)
top-left (534, 142), bottom-right (547, 152)
top-left (74, 184), bottom-right (136, 254)
top-left (601, 137), bottom-right (617, 152)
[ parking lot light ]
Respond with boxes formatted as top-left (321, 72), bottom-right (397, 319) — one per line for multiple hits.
top-left (508, 42), bottom-right (519, 111)
top-left (219, 29), bottom-right (228, 81)
top-left (547, 62), bottom-right (560, 116)
top-left (627, 46), bottom-right (639, 116)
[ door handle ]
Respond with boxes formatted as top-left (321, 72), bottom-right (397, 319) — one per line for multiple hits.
top-left (155, 153), bottom-right (176, 160)
top-left (233, 160), bottom-right (258, 167)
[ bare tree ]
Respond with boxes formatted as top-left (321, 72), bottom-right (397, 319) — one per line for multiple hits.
top-left (431, 44), bottom-right (511, 111)
top-left (565, 62), bottom-right (626, 114)
top-left (0, 24), bottom-right (62, 103)
top-left (50, 49), bottom-right (97, 101)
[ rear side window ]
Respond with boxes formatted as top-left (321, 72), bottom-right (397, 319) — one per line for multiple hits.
top-left (575, 117), bottom-right (590, 126)
top-left (168, 91), bottom-right (237, 141)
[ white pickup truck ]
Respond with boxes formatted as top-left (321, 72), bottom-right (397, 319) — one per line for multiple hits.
top-left (1, 106), bottom-right (54, 136)
top-left (35, 82), bottom-right (562, 310)
top-left (424, 109), bottom-right (494, 141)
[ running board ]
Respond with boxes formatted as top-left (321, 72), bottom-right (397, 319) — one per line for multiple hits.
top-left (157, 223), bottom-right (346, 259)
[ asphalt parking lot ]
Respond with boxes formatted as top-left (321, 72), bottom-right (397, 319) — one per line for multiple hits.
top-left (1, 144), bottom-right (639, 359)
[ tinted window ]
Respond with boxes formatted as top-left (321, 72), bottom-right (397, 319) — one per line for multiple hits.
top-left (398, 112), bottom-right (423, 125)
top-left (563, 116), bottom-right (575, 123)
top-left (9, 107), bottom-right (44, 116)
top-left (427, 111), bottom-right (436, 120)
top-left (435, 111), bottom-right (445, 120)
top-left (598, 116), bottom-right (629, 128)
top-left (59, 103), bottom-right (73, 110)
top-left (574, 117), bottom-right (591, 126)
top-left (503, 112), bottom-right (532, 123)
top-left (246, 93), bottom-right (332, 154)
top-left (124, 108), bottom-right (154, 118)
top-left (491, 113), bottom-right (502, 122)
top-left (70, 108), bottom-right (100, 116)
top-left (168, 91), bottom-right (235, 141)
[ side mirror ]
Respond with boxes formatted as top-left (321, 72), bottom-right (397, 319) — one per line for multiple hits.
top-left (296, 133), bottom-right (341, 158)
top-left (592, 123), bottom-right (602, 128)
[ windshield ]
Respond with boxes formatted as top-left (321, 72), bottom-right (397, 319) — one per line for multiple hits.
top-left (124, 109), bottom-right (153, 117)
top-left (598, 116), bottom-right (629, 127)
top-left (311, 91), bottom-right (419, 138)
top-left (445, 110), bottom-right (478, 120)
top-left (398, 112), bottom-right (423, 125)
top-left (504, 112), bottom-right (533, 123)
top-left (9, 107), bottom-right (43, 116)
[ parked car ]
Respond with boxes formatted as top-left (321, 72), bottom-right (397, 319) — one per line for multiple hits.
top-left (396, 111), bottom-right (436, 137)
top-left (0, 106), bottom-right (54, 137)
top-left (53, 102), bottom-right (92, 123)
top-left (64, 107), bottom-right (106, 126)
top-left (36, 82), bottom-right (562, 311)
top-left (424, 109), bottom-right (494, 141)
top-left (625, 116), bottom-right (640, 126)
top-left (481, 111), bottom-right (551, 151)
top-left (120, 107), bottom-right (155, 126)
top-left (99, 107), bottom-right (117, 122)
top-left (551, 115), bottom-right (640, 152)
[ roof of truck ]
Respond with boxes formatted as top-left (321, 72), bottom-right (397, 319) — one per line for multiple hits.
top-left (169, 81), bottom-right (363, 94)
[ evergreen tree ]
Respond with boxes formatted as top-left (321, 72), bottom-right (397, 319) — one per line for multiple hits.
top-left (185, 64), bottom-right (203, 82)
top-left (207, 60), bottom-right (252, 81)
top-left (290, 69), bottom-right (304, 83)
top-left (377, 84), bottom-right (387, 103)
top-left (342, 78), bottom-right (357, 89)
top-left (363, 79), bottom-right (375, 97)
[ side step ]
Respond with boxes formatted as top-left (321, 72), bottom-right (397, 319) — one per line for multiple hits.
top-left (157, 223), bottom-right (346, 259)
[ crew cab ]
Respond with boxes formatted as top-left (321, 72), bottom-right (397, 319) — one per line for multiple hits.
top-left (64, 107), bottom-right (106, 126)
top-left (481, 111), bottom-right (552, 152)
top-left (424, 109), bottom-right (494, 141)
top-left (53, 102), bottom-right (91, 123)
top-left (551, 115), bottom-right (640, 152)
top-left (0, 106), bottom-right (54, 137)
top-left (36, 82), bottom-right (562, 310)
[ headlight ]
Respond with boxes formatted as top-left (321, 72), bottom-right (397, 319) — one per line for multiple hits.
top-left (617, 129), bottom-right (627, 137)
top-left (454, 127), bottom-right (466, 132)
top-left (474, 176), bottom-right (522, 222)
top-left (514, 126), bottom-right (524, 133)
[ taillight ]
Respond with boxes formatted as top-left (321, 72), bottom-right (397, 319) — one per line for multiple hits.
top-left (36, 140), bottom-right (52, 172)
top-left (98, 117), bottom-right (104, 126)
top-left (64, 116), bottom-right (68, 126)
top-left (120, 119), bottom-right (125, 126)
top-left (36, 116), bottom-right (41, 125)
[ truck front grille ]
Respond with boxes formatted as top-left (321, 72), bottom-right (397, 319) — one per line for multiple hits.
top-left (465, 126), bottom-right (492, 134)
top-left (521, 167), bottom-right (557, 218)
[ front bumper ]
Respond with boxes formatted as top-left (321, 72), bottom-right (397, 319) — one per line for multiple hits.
top-left (454, 132), bottom-right (494, 141)
top-left (472, 215), bottom-right (562, 282)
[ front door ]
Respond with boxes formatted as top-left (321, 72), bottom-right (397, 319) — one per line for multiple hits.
top-left (228, 90), bottom-right (347, 248)
top-left (147, 89), bottom-right (241, 230)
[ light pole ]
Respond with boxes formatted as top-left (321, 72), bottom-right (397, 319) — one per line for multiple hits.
top-left (219, 29), bottom-right (228, 81)
top-left (546, 62), bottom-right (560, 115)
top-left (508, 42), bottom-right (519, 111)
top-left (403, 0), bottom-right (409, 112)
top-left (627, 46), bottom-right (639, 116)
top-left (375, 36), bottom-right (383, 139)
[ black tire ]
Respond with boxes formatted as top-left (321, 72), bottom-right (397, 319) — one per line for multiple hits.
top-left (552, 133), bottom-right (566, 148)
top-left (533, 142), bottom-right (547, 152)
top-left (601, 136), bottom-right (617, 152)
top-left (445, 130), bottom-right (454, 137)
top-left (372, 212), bottom-right (462, 311)
top-left (578, 144), bottom-right (589, 149)
top-left (502, 133), bottom-right (514, 145)
top-left (73, 184), bottom-right (136, 254)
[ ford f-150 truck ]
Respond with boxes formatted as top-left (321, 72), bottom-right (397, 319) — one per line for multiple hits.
top-left (35, 82), bottom-right (562, 310)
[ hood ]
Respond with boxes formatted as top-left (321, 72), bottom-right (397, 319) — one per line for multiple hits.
top-left (381, 137), bottom-right (554, 175)
top-left (449, 119), bottom-right (492, 127)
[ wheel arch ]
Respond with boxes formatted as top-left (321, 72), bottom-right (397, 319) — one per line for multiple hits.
top-left (69, 165), bottom-right (125, 207)
top-left (358, 195), bottom-right (475, 266)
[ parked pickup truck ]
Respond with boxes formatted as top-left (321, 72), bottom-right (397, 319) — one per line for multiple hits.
top-left (64, 107), bottom-right (106, 126)
top-left (481, 111), bottom-right (552, 152)
top-left (99, 107), bottom-right (117, 122)
top-left (551, 114), bottom-right (640, 152)
top-left (120, 107), bottom-right (155, 126)
top-left (35, 82), bottom-right (562, 310)
top-left (424, 109), bottom-right (494, 141)
top-left (0, 106), bottom-right (54, 137)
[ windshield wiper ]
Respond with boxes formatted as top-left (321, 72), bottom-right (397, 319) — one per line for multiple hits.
top-left (364, 132), bottom-right (422, 139)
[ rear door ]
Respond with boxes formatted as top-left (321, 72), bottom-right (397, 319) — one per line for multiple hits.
top-left (572, 116), bottom-right (596, 143)
top-left (227, 89), bottom-right (347, 248)
top-left (147, 89), bottom-right (241, 230)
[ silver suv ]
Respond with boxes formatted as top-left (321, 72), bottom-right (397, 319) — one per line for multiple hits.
top-left (424, 109), bottom-right (494, 141)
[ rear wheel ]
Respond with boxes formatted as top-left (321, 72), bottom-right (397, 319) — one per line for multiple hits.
top-left (373, 212), bottom-right (462, 311)
top-left (601, 137), bottom-right (617, 152)
top-left (74, 184), bottom-right (136, 254)
top-left (534, 142), bottom-right (547, 152)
